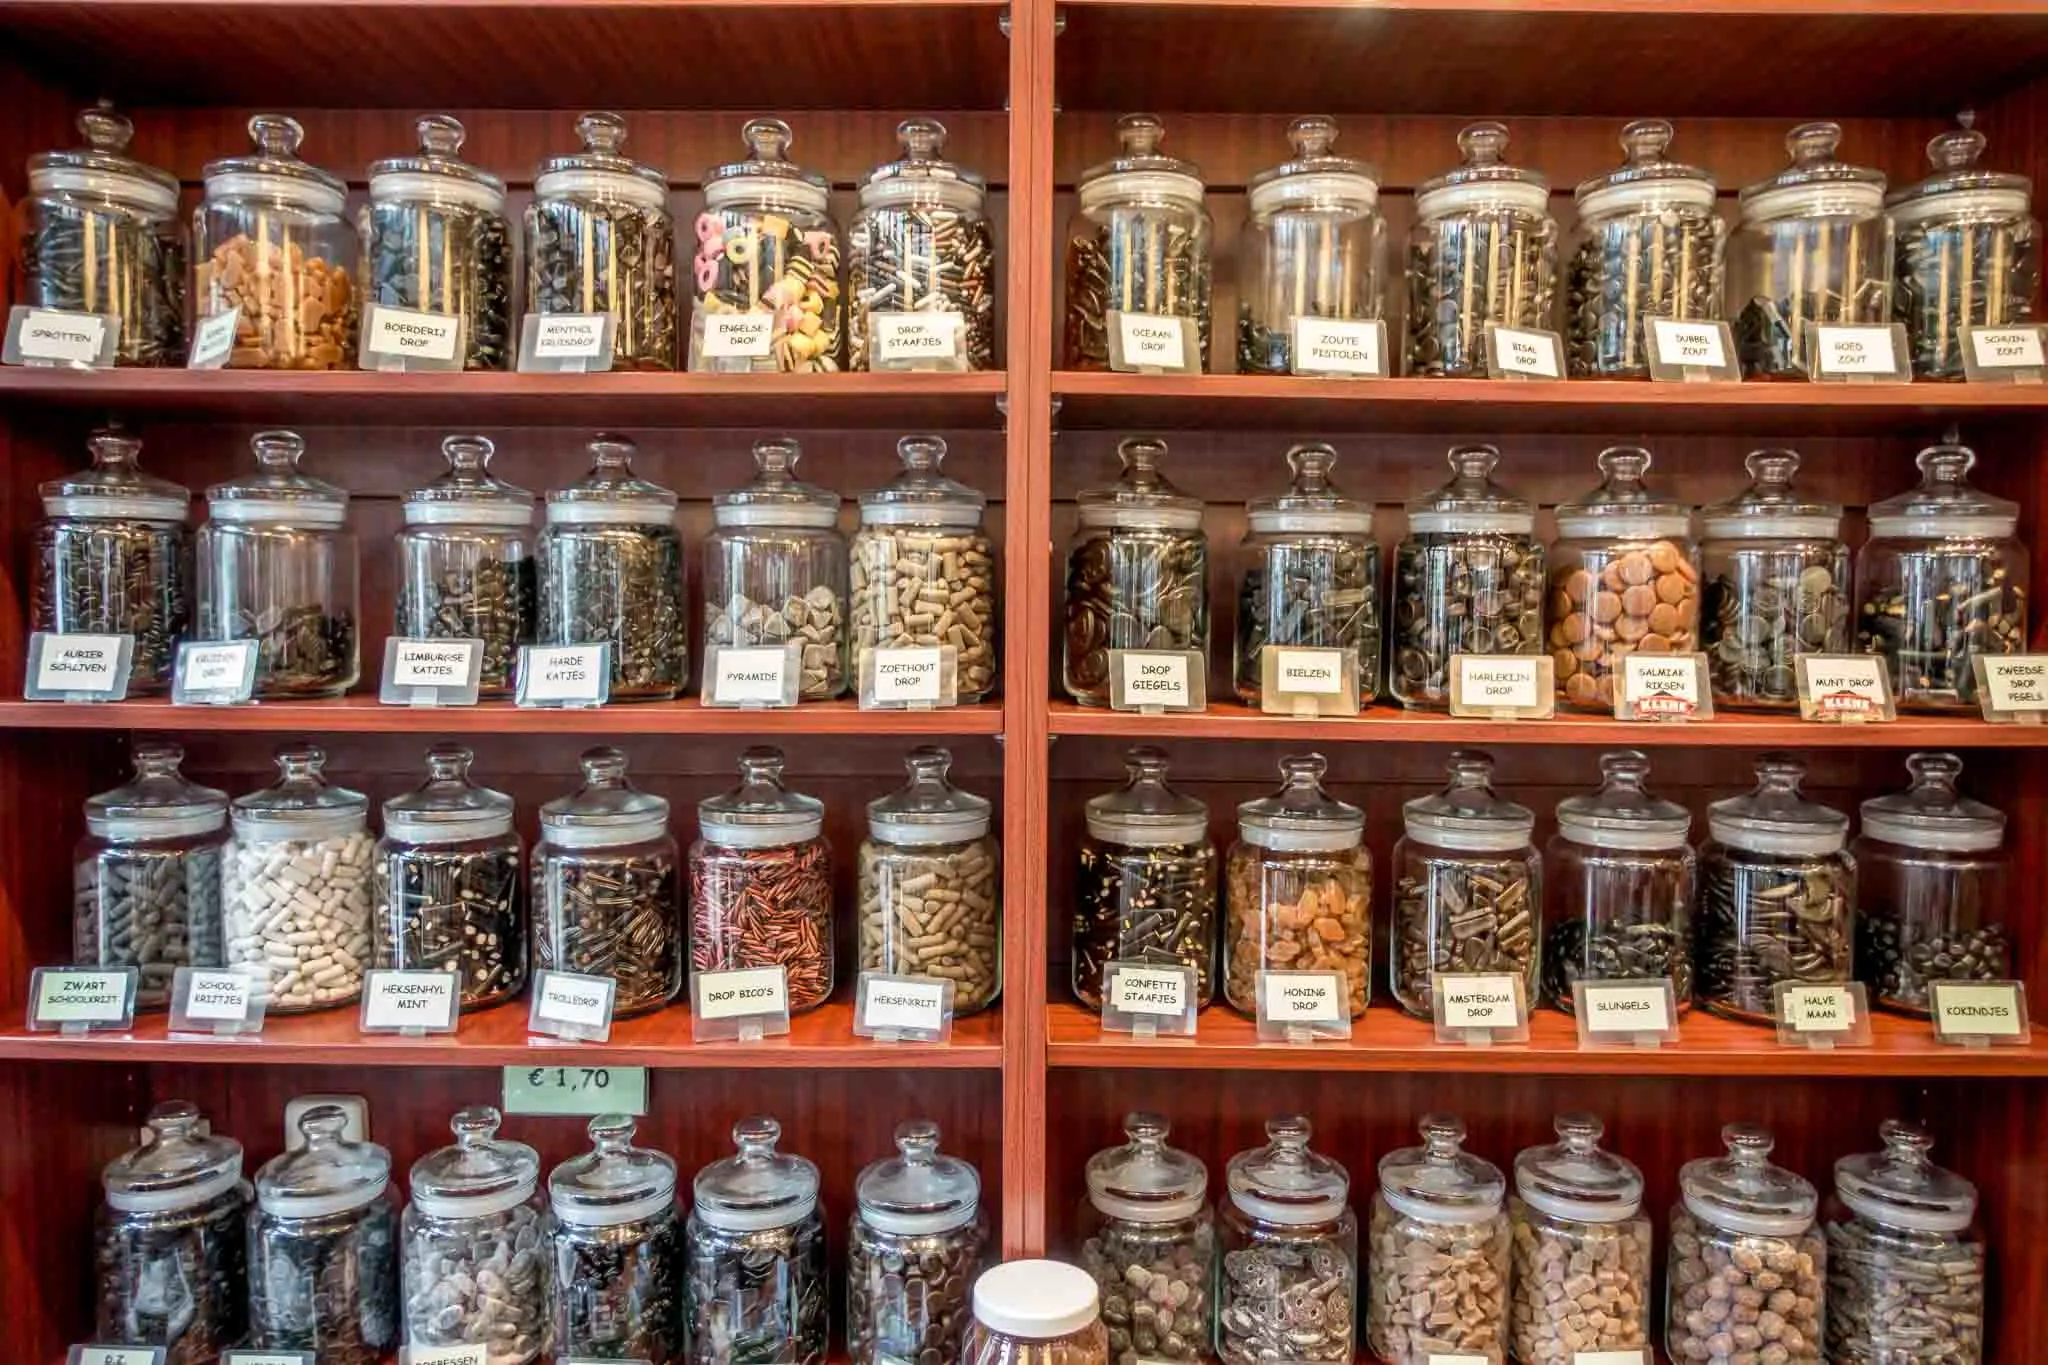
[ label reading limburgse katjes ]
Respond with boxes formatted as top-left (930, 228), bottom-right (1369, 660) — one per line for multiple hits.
top-left (391, 640), bottom-right (477, 687)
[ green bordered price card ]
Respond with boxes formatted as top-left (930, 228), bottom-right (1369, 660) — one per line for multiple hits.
top-left (1928, 980), bottom-right (2030, 1047)
top-left (1973, 655), bottom-right (2048, 723)
top-left (70, 1348), bottom-right (166, 1365)
top-left (1774, 982), bottom-right (1872, 1050)
top-left (503, 1065), bottom-right (648, 1117)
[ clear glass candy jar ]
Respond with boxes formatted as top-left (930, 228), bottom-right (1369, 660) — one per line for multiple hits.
top-left (859, 746), bottom-right (1001, 1016)
top-left (1234, 442), bottom-right (1379, 708)
top-left (1062, 437), bottom-right (1207, 707)
top-left (96, 1101), bottom-right (250, 1363)
top-left (691, 119), bottom-right (842, 373)
top-left (848, 1120), bottom-right (987, 1365)
top-left (402, 1106), bottom-right (548, 1363)
top-left (1826, 1121), bottom-right (1984, 1365)
top-left (1219, 1116), bottom-right (1357, 1365)
top-left (704, 437), bottom-right (848, 701)
top-left (547, 1115), bottom-right (682, 1363)
top-left (527, 112), bottom-right (676, 371)
top-left (75, 742), bottom-right (228, 1010)
top-left (193, 114), bottom-right (356, 370)
top-left (1667, 1124), bottom-right (1824, 1365)
top-left (397, 434), bottom-right (536, 696)
top-left (23, 103), bottom-right (183, 365)
top-left (1698, 754), bottom-right (1854, 1023)
top-left (1368, 1115), bottom-right (1508, 1365)
top-left (964, 1261), bottom-right (1109, 1365)
top-left (1064, 114), bottom-right (1213, 371)
top-left (1072, 747), bottom-right (1217, 1011)
top-left (1223, 754), bottom-right (1371, 1018)
top-left (1854, 753), bottom-right (2010, 1016)
top-left (690, 748), bottom-right (835, 1014)
top-left (1078, 1113), bottom-right (1216, 1365)
top-left (248, 1104), bottom-right (399, 1359)
top-left (849, 119), bottom-right (996, 371)
top-left (687, 1117), bottom-right (829, 1365)
top-left (1856, 439), bottom-right (2027, 711)
top-left (1509, 1115), bottom-right (1652, 1365)
top-left (1237, 117), bottom-right (1386, 374)
top-left (1733, 122), bottom-right (1892, 379)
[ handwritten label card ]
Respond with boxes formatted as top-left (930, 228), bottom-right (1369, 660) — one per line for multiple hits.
top-left (861, 645), bottom-right (956, 710)
top-left (705, 644), bottom-right (801, 709)
top-left (1964, 324), bottom-right (2048, 383)
top-left (1809, 323), bottom-right (1909, 383)
top-left (1929, 980), bottom-right (2029, 1047)
top-left (516, 644), bottom-right (610, 708)
top-left (1289, 317), bottom-right (1388, 378)
top-left (529, 969), bottom-right (619, 1044)
top-left (29, 967), bottom-right (138, 1034)
top-left (1796, 655), bottom-right (1895, 723)
top-left (1574, 979), bottom-right (1680, 1049)
top-left (361, 304), bottom-right (464, 371)
top-left (1256, 969), bottom-right (1352, 1044)
top-left (871, 311), bottom-right (968, 371)
top-left (173, 641), bottom-right (258, 705)
top-left (1974, 655), bottom-right (2048, 723)
top-left (1449, 655), bottom-right (1554, 719)
top-left (380, 638), bottom-right (483, 707)
top-left (1110, 649), bottom-right (1206, 713)
top-left (1616, 653), bottom-right (1711, 722)
top-left (25, 632), bottom-right (131, 702)
top-left (1108, 311), bottom-right (1199, 372)
top-left (170, 966), bottom-right (267, 1037)
top-left (1774, 982), bottom-right (1872, 1049)
top-left (1100, 962), bottom-right (1199, 1039)
top-left (6, 305), bottom-right (117, 367)
top-left (1646, 320), bottom-right (1739, 381)
top-left (360, 970), bottom-right (460, 1036)
top-left (1432, 971), bottom-right (1529, 1046)
top-left (518, 312), bottom-right (616, 372)
top-left (853, 972), bottom-right (955, 1043)
top-left (692, 966), bottom-right (791, 1043)
top-left (1484, 323), bottom-right (1565, 380)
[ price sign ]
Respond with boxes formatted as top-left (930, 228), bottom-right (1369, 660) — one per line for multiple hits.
top-left (6, 305), bottom-right (117, 367)
top-left (1808, 323), bottom-right (1910, 383)
top-left (1099, 962), bottom-right (1199, 1039)
top-left (502, 1064), bottom-right (649, 1117)
top-left (528, 970), bottom-right (619, 1043)
top-left (361, 303), bottom-right (465, 371)
top-left (692, 966), bottom-right (792, 1042)
top-left (1484, 323), bottom-right (1565, 380)
top-left (359, 970), bottom-right (460, 1036)
top-left (1448, 655), bottom-right (1554, 719)
top-left (518, 312), bottom-right (616, 372)
top-left (1108, 311), bottom-right (1199, 372)
top-left (1288, 317), bottom-right (1388, 378)
top-left (1929, 980), bottom-right (2029, 1047)
top-left (170, 966), bottom-right (268, 1037)
top-left (1432, 971), bottom-right (1528, 1046)
top-left (870, 311), bottom-right (968, 371)
top-left (853, 972), bottom-right (955, 1043)
top-left (1109, 649), bottom-right (1206, 713)
top-left (28, 967), bottom-right (138, 1034)
top-left (1255, 969), bottom-right (1353, 1044)
top-left (173, 641), bottom-right (258, 705)
top-left (380, 638), bottom-right (483, 706)
top-left (1646, 319), bottom-right (1739, 382)
top-left (516, 644), bottom-right (610, 708)
top-left (1774, 982), bottom-right (1872, 1049)
top-left (1796, 655), bottom-right (1895, 723)
top-left (1573, 979), bottom-right (1680, 1049)
top-left (24, 632), bottom-right (132, 702)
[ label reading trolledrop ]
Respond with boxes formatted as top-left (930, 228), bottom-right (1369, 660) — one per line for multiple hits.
top-left (701, 313), bottom-right (775, 357)
top-left (534, 970), bottom-right (616, 1030)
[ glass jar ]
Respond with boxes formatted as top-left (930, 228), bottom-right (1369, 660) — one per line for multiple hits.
top-left (23, 103), bottom-right (183, 365)
top-left (1406, 122), bottom-right (1558, 378)
top-left (1062, 437), bottom-right (1207, 707)
top-left (687, 1117), bottom-right (829, 1365)
top-left (1064, 114), bottom-right (1213, 371)
top-left (362, 114), bottom-right (513, 371)
top-left (849, 118), bottom-right (996, 372)
top-left (1237, 116), bottom-right (1386, 374)
top-left (1698, 754), bottom-right (1855, 1023)
top-left (1368, 1115), bottom-right (1509, 1365)
top-left (690, 748), bottom-right (834, 1013)
top-left (964, 1261), bottom-right (1108, 1365)
top-left (859, 746), bottom-right (1001, 1015)
top-left (848, 1120), bottom-right (987, 1365)
top-left (75, 743), bottom-right (228, 1010)
top-left (852, 434), bottom-right (1000, 703)
top-left (1733, 122), bottom-right (1893, 379)
top-left (401, 1106), bottom-right (549, 1362)
top-left (1223, 754), bottom-right (1371, 1018)
top-left (1667, 1124), bottom-right (1824, 1365)
top-left (33, 429), bottom-right (191, 696)
top-left (96, 1101), bottom-right (250, 1363)
top-left (396, 434), bottom-right (537, 697)
top-left (197, 429), bottom-right (359, 698)
top-left (1071, 747), bottom-right (1217, 1011)
top-left (193, 114), bottom-right (356, 370)
top-left (1077, 1113), bottom-right (1216, 1365)
top-left (223, 744), bottom-right (374, 1014)
top-left (1854, 752), bottom-right (2010, 1016)
top-left (1699, 449), bottom-right (1851, 709)
top-left (547, 1114), bottom-right (683, 1363)
top-left (1234, 442), bottom-right (1380, 708)
top-left (1220, 1116), bottom-right (1357, 1365)
top-left (248, 1103), bottom-right (399, 1359)
top-left (533, 747), bottom-right (681, 1018)
top-left (691, 119), bottom-right (842, 373)
top-left (1509, 1115), bottom-right (1652, 1365)
top-left (1567, 119), bottom-right (1726, 378)
top-left (704, 437), bottom-right (848, 701)
top-left (537, 434), bottom-right (687, 701)
top-left (1547, 446), bottom-right (1700, 712)
top-left (1393, 444), bottom-right (1545, 709)
top-left (527, 112), bottom-right (677, 371)
top-left (1391, 751), bottom-right (1541, 1018)
top-left (374, 745), bottom-right (524, 1012)
top-left (1890, 115), bottom-right (2038, 381)
top-left (1826, 1121), bottom-right (1984, 1365)
top-left (1543, 751), bottom-right (1696, 1015)
top-left (1856, 439), bottom-right (2028, 711)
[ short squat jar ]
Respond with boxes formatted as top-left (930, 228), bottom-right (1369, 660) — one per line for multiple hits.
top-left (1509, 1115), bottom-right (1652, 1365)
top-left (1666, 1124), bottom-right (1825, 1365)
top-left (703, 437), bottom-right (848, 701)
top-left (686, 1117), bottom-right (829, 1365)
top-left (547, 1115), bottom-right (683, 1363)
top-left (1220, 1116), bottom-right (1357, 1365)
top-left (1237, 116), bottom-right (1385, 374)
top-left (1368, 1115), bottom-right (1509, 1365)
top-left (690, 748), bottom-right (835, 1014)
top-left (848, 118), bottom-right (996, 372)
top-left (691, 119), bottom-right (843, 373)
top-left (847, 1120), bottom-right (987, 1365)
top-left (396, 434), bottom-right (537, 697)
top-left (859, 746), bottom-right (1002, 1016)
top-left (1064, 114), bottom-right (1213, 371)
top-left (1077, 1113), bottom-right (1216, 1364)
top-left (527, 112), bottom-right (676, 370)
top-left (401, 1106), bottom-right (549, 1363)
top-left (1826, 1121), bottom-right (1984, 1365)
top-left (963, 1261), bottom-right (1108, 1365)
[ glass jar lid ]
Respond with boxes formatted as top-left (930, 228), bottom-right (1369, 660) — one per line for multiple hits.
top-left (972, 1260), bottom-right (1101, 1341)
top-left (409, 1105), bottom-right (540, 1220)
top-left (231, 744), bottom-right (368, 844)
top-left (1574, 119), bottom-right (1717, 218)
top-left (1707, 753), bottom-right (1848, 856)
top-left (1680, 1122), bottom-right (1817, 1237)
top-left (1514, 1113), bottom-right (1643, 1225)
top-left (1237, 754), bottom-right (1364, 852)
top-left (1246, 442), bottom-right (1372, 535)
top-left (546, 434), bottom-right (679, 527)
top-left (404, 434), bottom-right (535, 528)
top-left (534, 111), bottom-right (669, 211)
top-left (1402, 751), bottom-right (1535, 852)
top-left (383, 744), bottom-right (516, 844)
top-left (1700, 449), bottom-right (1844, 541)
top-left (42, 429), bottom-right (189, 523)
top-left (704, 118), bottom-right (830, 215)
top-left (206, 430), bottom-right (348, 527)
top-left (712, 437), bottom-right (842, 530)
top-left (1557, 751), bottom-right (1691, 851)
top-left (1086, 1112), bottom-right (1209, 1224)
top-left (1086, 746), bottom-right (1209, 848)
top-left (1228, 1114), bottom-right (1350, 1226)
top-left (868, 746), bottom-right (991, 846)
top-left (85, 741), bottom-right (228, 842)
top-left (29, 103), bottom-right (179, 215)
top-left (694, 1115), bottom-right (821, 1232)
top-left (1739, 122), bottom-right (1886, 223)
top-left (369, 113), bottom-right (506, 212)
top-left (1867, 439), bottom-right (2018, 539)
top-left (1248, 116), bottom-right (1379, 216)
top-left (549, 1114), bottom-right (677, 1228)
top-left (1553, 446), bottom-right (1693, 541)
top-left (1079, 113), bottom-right (1205, 212)
top-left (1379, 1114), bottom-right (1506, 1225)
top-left (1415, 122), bottom-right (1550, 221)
top-left (256, 1103), bottom-right (391, 1218)
top-left (1888, 113), bottom-right (2030, 224)
top-left (203, 114), bottom-right (347, 215)
top-left (1407, 445), bottom-right (1535, 536)
top-left (103, 1101), bottom-right (245, 1214)
top-left (539, 747), bottom-right (670, 849)
top-left (1858, 752), bottom-right (2003, 852)
top-left (1834, 1120), bottom-right (1977, 1234)
top-left (698, 746), bottom-right (825, 848)
top-left (860, 435), bottom-right (987, 529)
top-left (860, 118), bottom-right (987, 212)
top-left (856, 1118), bottom-right (981, 1235)
top-left (1076, 437), bottom-right (1204, 531)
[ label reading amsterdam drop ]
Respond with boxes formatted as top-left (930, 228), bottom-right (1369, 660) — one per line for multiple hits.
top-left (529, 969), bottom-right (618, 1043)
top-left (26, 632), bottom-right (130, 701)
top-left (1929, 981), bottom-right (2029, 1045)
top-left (1435, 973), bottom-right (1523, 1032)
top-left (1289, 317), bottom-right (1387, 377)
top-left (1256, 969), bottom-right (1352, 1043)
top-left (360, 970), bottom-right (459, 1035)
top-left (1797, 655), bottom-right (1894, 723)
top-left (693, 966), bottom-right (791, 1042)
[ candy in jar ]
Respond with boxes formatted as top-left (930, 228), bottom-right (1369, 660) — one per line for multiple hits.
top-left (703, 437), bottom-right (848, 701)
top-left (1071, 747), bottom-right (1217, 1011)
top-left (848, 118), bottom-right (996, 372)
top-left (1237, 116), bottom-right (1386, 374)
top-left (547, 1114), bottom-right (682, 1362)
top-left (1219, 1116), bottom-right (1356, 1365)
top-left (686, 1117), bottom-right (828, 1365)
top-left (1064, 115), bottom-right (1213, 371)
top-left (1826, 1121), bottom-right (1984, 1365)
top-left (1508, 1114), bottom-right (1652, 1365)
top-left (1077, 1113), bottom-right (1216, 1364)
top-left (690, 748), bottom-right (835, 1013)
top-left (691, 119), bottom-right (842, 373)
top-left (847, 1120), bottom-right (987, 1365)
top-left (963, 1261), bottom-right (1109, 1365)
top-left (395, 434), bottom-right (536, 697)
top-left (859, 746), bottom-right (1001, 1015)
top-left (401, 1106), bottom-right (549, 1363)
top-left (1666, 1124), bottom-right (1824, 1365)
top-left (1368, 1115), bottom-right (1509, 1365)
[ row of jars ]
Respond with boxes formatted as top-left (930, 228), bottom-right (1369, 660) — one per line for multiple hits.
top-left (72, 740), bottom-right (1001, 1018)
top-left (33, 427), bottom-right (998, 704)
top-left (1066, 111), bottom-right (2036, 382)
top-left (1075, 745), bottom-right (2008, 1023)
top-left (22, 107), bottom-right (997, 373)
top-left (1063, 434), bottom-right (2028, 715)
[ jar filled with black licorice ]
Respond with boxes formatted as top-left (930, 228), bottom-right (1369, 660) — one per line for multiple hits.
top-left (687, 1117), bottom-right (829, 1365)
top-left (847, 1120), bottom-right (988, 1365)
top-left (547, 1114), bottom-right (683, 1364)
top-left (1406, 123), bottom-right (1557, 378)
top-left (397, 434), bottom-right (536, 698)
top-left (95, 1101), bottom-right (250, 1364)
top-left (1063, 115), bottom-right (1213, 371)
top-left (33, 428), bottom-right (192, 696)
top-left (849, 118), bottom-right (997, 372)
top-left (22, 103), bottom-right (184, 365)
top-left (1237, 117), bottom-right (1386, 374)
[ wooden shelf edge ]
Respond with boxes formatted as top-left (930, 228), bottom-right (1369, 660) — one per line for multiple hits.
top-left (1057, 0), bottom-right (2048, 14)
top-left (0, 697), bottom-right (1006, 735)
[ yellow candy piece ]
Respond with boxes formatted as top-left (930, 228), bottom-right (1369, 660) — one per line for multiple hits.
top-left (797, 313), bottom-right (822, 337)
top-left (785, 331), bottom-right (820, 361)
top-left (725, 235), bottom-right (755, 266)
top-left (799, 293), bottom-right (825, 315)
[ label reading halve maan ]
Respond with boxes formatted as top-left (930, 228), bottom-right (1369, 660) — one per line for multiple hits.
top-left (1784, 985), bottom-right (1855, 1032)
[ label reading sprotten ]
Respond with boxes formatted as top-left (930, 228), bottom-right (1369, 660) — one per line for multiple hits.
top-left (17, 308), bottom-right (105, 364)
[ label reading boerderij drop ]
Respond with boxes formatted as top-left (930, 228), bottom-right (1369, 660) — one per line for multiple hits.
top-left (364, 304), bottom-right (462, 362)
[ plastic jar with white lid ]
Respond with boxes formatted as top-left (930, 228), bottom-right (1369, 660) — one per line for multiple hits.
top-left (963, 1260), bottom-right (1108, 1365)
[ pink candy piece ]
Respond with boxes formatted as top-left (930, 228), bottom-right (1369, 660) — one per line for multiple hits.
top-left (694, 212), bottom-right (723, 243)
top-left (801, 229), bottom-right (835, 256)
top-left (779, 305), bottom-right (804, 331)
top-left (694, 256), bottom-right (721, 293)
top-left (763, 279), bottom-right (797, 309)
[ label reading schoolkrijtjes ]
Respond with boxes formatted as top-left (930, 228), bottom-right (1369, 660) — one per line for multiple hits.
top-left (70, 1348), bottom-right (164, 1365)
top-left (360, 970), bottom-right (459, 1034)
top-left (872, 311), bottom-right (964, 367)
top-left (867, 646), bottom-right (947, 706)
top-left (8, 306), bottom-right (112, 366)
top-left (695, 967), bottom-right (788, 1020)
top-left (1970, 325), bottom-right (2046, 371)
top-left (1488, 325), bottom-right (1563, 378)
top-left (29, 967), bottom-right (137, 1032)
top-left (29, 632), bottom-right (128, 698)
top-left (187, 307), bottom-right (241, 369)
top-left (503, 1066), bottom-right (648, 1117)
top-left (856, 974), bottom-right (951, 1038)
top-left (1272, 648), bottom-right (1344, 695)
top-left (180, 969), bottom-right (254, 1023)
top-left (701, 313), bottom-right (775, 358)
top-left (1797, 655), bottom-right (1894, 722)
top-left (1929, 981), bottom-right (2028, 1043)
top-left (1113, 312), bottom-right (1192, 370)
top-left (364, 304), bottom-right (462, 363)
top-left (1289, 317), bottom-right (1387, 377)
top-left (405, 1346), bottom-right (489, 1365)
top-left (709, 646), bottom-right (794, 706)
top-left (1814, 324), bottom-right (1901, 377)
top-left (516, 644), bottom-right (608, 706)
top-left (529, 969), bottom-right (617, 1042)
top-left (173, 640), bottom-right (258, 704)
top-left (1650, 319), bottom-right (1732, 372)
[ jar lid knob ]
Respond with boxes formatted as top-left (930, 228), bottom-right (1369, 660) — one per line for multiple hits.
top-left (146, 1099), bottom-right (204, 1140)
top-left (1917, 440), bottom-right (1977, 482)
top-left (1117, 113), bottom-right (1166, 156)
top-left (299, 1103), bottom-right (349, 1147)
top-left (1753, 751), bottom-right (1806, 794)
top-left (1903, 751), bottom-right (1964, 792)
top-left (1786, 121), bottom-right (1842, 167)
top-left (1124, 745), bottom-right (1170, 783)
top-left (895, 1118), bottom-right (941, 1163)
top-left (743, 117), bottom-right (795, 161)
top-left (441, 434), bottom-right (494, 473)
top-left (275, 742), bottom-right (327, 783)
top-left (87, 427), bottom-right (143, 471)
top-left (1457, 121), bottom-right (1510, 167)
top-left (1445, 749), bottom-right (1496, 788)
top-left (78, 101), bottom-right (134, 153)
top-left (1619, 118), bottom-right (1673, 165)
top-left (1124, 1111), bottom-right (1170, 1146)
top-left (248, 113), bottom-right (305, 157)
top-left (1595, 444), bottom-right (1653, 484)
top-left (1117, 436), bottom-right (1170, 483)
top-left (898, 434), bottom-right (948, 472)
top-left (252, 429), bottom-right (307, 471)
top-left (1448, 442), bottom-right (1501, 481)
top-left (576, 111), bottom-right (629, 154)
top-left (1288, 115), bottom-right (1339, 158)
top-left (588, 1113), bottom-right (637, 1151)
top-left (734, 1114), bottom-right (783, 1156)
top-left (738, 745), bottom-right (788, 786)
top-left (578, 746), bottom-right (629, 787)
top-left (1420, 1113), bottom-right (1467, 1159)
top-left (1554, 1112), bottom-right (1604, 1152)
top-left (451, 1104), bottom-right (501, 1145)
top-left (588, 432), bottom-right (637, 471)
top-left (1878, 1118), bottom-right (1935, 1168)
top-left (751, 436), bottom-right (802, 480)
top-left (1743, 447), bottom-right (1800, 486)
top-left (1928, 111), bottom-right (1986, 171)
top-left (132, 741), bottom-right (186, 779)
top-left (1265, 1113), bottom-right (1312, 1154)
top-left (1723, 1121), bottom-right (1775, 1163)
top-left (425, 743), bottom-right (474, 782)
top-left (898, 117), bottom-right (948, 159)
top-left (417, 113), bottom-right (467, 158)
top-left (1278, 753), bottom-right (1329, 791)
top-left (1285, 441), bottom-right (1338, 490)
top-left (1599, 749), bottom-right (1651, 789)
top-left (904, 745), bottom-right (953, 783)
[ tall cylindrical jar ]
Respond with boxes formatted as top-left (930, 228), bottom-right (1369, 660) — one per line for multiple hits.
top-left (703, 437), bottom-right (848, 701)
top-left (849, 119), bottom-right (996, 371)
top-left (1064, 115), bottom-right (1213, 371)
top-left (1368, 1115), bottom-right (1508, 1365)
top-left (546, 1114), bottom-right (682, 1363)
top-left (401, 1106), bottom-right (549, 1363)
top-left (396, 434), bottom-right (537, 697)
top-left (963, 1261), bottom-right (1108, 1365)
top-left (1667, 1125), bottom-right (1824, 1365)
top-left (1071, 747), bottom-right (1217, 1011)
top-left (1077, 1113), bottom-right (1215, 1364)
top-left (859, 746), bottom-right (1001, 1015)
top-left (847, 1120), bottom-right (987, 1365)
top-left (1220, 1116), bottom-right (1356, 1365)
top-left (1509, 1115), bottom-right (1652, 1365)
top-left (686, 1117), bottom-right (828, 1365)
top-left (1238, 116), bottom-right (1385, 374)
top-left (1826, 1121), bottom-right (1984, 1365)
top-left (690, 748), bottom-right (834, 1013)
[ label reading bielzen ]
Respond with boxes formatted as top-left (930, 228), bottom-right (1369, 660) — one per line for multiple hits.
top-left (1273, 648), bottom-right (1343, 694)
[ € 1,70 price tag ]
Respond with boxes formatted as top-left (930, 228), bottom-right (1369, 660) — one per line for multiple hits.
top-left (502, 1065), bottom-right (648, 1117)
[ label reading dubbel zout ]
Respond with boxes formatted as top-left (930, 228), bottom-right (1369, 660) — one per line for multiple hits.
top-left (361, 970), bottom-right (459, 1033)
top-left (701, 313), bottom-right (775, 358)
top-left (1115, 312), bottom-right (1190, 370)
top-left (697, 966), bottom-right (788, 1020)
top-left (1652, 320), bottom-right (1729, 369)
